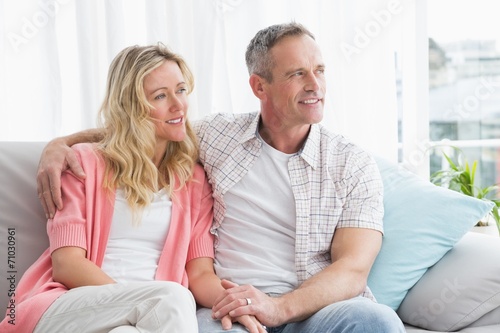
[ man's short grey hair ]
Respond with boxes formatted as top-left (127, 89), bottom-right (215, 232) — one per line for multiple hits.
top-left (245, 22), bottom-right (315, 82)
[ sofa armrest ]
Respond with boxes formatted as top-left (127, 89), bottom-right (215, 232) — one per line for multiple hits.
top-left (397, 232), bottom-right (500, 331)
top-left (0, 142), bottom-right (49, 310)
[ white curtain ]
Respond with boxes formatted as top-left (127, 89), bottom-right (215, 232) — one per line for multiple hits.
top-left (0, 0), bottom-right (404, 162)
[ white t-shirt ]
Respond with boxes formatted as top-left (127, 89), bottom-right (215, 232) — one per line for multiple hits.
top-left (101, 188), bottom-right (171, 283)
top-left (214, 136), bottom-right (298, 294)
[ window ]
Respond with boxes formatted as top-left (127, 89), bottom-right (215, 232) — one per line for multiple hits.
top-left (396, 0), bottom-right (500, 192)
top-left (427, 0), bottom-right (500, 190)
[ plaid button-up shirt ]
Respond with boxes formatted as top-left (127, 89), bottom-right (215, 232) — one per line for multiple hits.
top-left (194, 112), bottom-right (384, 300)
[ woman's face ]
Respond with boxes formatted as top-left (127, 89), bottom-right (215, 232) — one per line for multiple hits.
top-left (143, 60), bottom-right (189, 144)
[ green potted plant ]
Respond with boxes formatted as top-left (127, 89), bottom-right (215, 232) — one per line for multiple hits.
top-left (431, 147), bottom-right (500, 235)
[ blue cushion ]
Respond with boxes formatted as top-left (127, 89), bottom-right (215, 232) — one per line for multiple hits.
top-left (367, 157), bottom-right (494, 310)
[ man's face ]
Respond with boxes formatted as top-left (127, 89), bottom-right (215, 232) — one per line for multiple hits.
top-left (261, 35), bottom-right (326, 129)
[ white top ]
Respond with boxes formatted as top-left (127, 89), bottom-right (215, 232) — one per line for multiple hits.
top-left (214, 135), bottom-right (298, 294)
top-left (101, 188), bottom-right (172, 283)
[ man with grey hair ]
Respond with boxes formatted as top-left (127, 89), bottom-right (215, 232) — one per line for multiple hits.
top-left (37, 22), bottom-right (405, 332)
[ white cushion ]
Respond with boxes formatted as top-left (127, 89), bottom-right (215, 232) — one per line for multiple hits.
top-left (397, 232), bottom-right (500, 331)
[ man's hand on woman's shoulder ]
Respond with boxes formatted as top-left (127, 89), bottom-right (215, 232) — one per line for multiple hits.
top-left (37, 137), bottom-right (86, 218)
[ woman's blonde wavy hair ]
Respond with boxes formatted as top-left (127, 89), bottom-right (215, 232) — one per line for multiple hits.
top-left (96, 43), bottom-right (198, 223)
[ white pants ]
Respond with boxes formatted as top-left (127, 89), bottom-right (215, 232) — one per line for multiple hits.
top-left (34, 281), bottom-right (198, 333)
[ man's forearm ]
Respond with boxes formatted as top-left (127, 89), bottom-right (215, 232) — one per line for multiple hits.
top-left (277, 227), bottom-right (381, 324)
top-left (277, 263), bottom-right (367, 323)
top-left (54, 128), bottom-right (105, 147)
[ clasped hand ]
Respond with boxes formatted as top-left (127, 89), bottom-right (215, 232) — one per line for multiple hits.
top-left (214, 279), bottom-right (284, 331)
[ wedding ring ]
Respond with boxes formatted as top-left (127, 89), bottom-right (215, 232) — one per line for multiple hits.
top-left (245, 297), bottom-right (252, 305)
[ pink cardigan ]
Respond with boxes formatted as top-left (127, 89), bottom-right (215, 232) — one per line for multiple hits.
top-left (0, 143), bottom-right (215, 333)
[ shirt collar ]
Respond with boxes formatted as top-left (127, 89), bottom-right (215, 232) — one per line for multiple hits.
top-left (239, 112), bottom-right (262, 144)
top-left (298, 124), bottom-right (320, 170)
top-left (243, 112), bottom-right (320, 170)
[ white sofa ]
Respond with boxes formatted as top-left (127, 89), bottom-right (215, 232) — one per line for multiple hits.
top-left (1, 141), bottom-right (500, 332)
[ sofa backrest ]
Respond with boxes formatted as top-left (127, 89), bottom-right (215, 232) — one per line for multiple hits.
top-left (0, 142), bottom-right (49, 310)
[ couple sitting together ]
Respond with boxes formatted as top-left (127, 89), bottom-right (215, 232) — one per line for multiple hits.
top-left (1, 22), bottom-right (405, 333)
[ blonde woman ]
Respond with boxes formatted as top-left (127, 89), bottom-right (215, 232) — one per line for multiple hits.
top-left (1, 44), bottom-right (264, 333)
